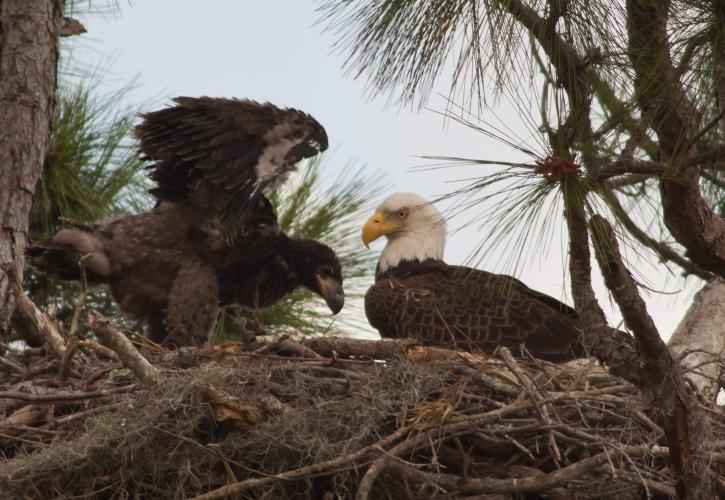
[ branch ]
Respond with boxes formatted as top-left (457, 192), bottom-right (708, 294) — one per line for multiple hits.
top-left (60, 16), bottom-right (86, 37)
top-left (87, 311), bottom-right (159, 385)
top-left (592, 158), bottom-right (665, 180)
top-left (3, 265), bottom-right (67, 360)
top-left (589, 214), bottom-right (714, 498)
top-left (499, 0), bottom-right (593, 155)
top-left (562, 181), bottom-right (643, 385)
top-left (0, 386), bottom-right (135, 403)
top-left (302, 336), bottom-right (488, 364)
top-left (58, 254), bottom-right (90, 381)
top-left (627, 0), bottom-right (725, 278)
top-left (601, 187), bottom-right (714, 280)
top-left (382, 452), bottom-right (609, 495)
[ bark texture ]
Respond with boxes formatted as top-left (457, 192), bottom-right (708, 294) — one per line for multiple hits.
top-left (668, 278), bottom-right (725, 398)
top-left (0, 0), bottom-right (63, 329)
top-left (590, 214), bottom-right (713, 500)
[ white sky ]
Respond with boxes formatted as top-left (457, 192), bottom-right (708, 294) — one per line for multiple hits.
top-left (72, 1), bottom-right (704, 340)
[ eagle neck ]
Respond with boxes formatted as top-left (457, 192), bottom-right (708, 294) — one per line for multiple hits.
top-left (378, 227), bottom-right (445, 274)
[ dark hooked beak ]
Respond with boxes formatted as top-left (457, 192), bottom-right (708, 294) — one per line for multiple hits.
top-left (315, 274), bottom-right (344, 314)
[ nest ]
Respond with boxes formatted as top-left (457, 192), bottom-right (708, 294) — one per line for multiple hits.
top-left (1, 322), bottom-right (724, 500)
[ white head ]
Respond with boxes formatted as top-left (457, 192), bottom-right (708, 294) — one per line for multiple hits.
top-left (361, 192), bottom-right (447, 272)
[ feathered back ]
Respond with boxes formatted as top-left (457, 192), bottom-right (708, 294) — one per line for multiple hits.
top-left (366, 259), bottom-right (587, 362)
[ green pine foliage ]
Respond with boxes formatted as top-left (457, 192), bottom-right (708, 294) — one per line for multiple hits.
top-left (319, 0), bottom-right (725, 282)
top-left (33, 83), bottom-right (151, 239)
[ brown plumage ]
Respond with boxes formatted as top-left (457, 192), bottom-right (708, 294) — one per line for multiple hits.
top-left (361, 192), bottom-right (601, 362)
top-left (365, 259), bottom-right (586, 362)
top-left (28, 97), bottom-right (343, 347)
top-left (136, 96), bottom-right (328, 238)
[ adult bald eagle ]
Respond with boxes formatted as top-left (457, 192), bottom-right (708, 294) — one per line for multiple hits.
top-left (361, 192), bottom-right (588, 362)
top-left (28, 97), bottom-right (343, 346)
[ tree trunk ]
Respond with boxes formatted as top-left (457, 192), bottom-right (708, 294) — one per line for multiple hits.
top-left (0, 0), bottom-right (63, 330)
top-left (668, 279), bottom-right (725, 399)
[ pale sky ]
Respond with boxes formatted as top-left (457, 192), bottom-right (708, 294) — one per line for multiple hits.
top-left (71, 1), bottom-right (704, 340)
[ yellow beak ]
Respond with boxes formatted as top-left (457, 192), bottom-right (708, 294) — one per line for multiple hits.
top-left (362, 211), bottom-right (402, 247)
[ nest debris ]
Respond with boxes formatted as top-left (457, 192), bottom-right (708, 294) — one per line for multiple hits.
top-left (1, 317), bottom-right (724, 500)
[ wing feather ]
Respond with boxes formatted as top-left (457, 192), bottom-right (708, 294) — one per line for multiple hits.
top-left (135, 96), bottom-right (328, 235)
top-left (366, 262), bottom-right (585, 362)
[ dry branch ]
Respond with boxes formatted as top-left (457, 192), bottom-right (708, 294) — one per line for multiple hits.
top-left (0, 386), bottom-right (134, 403)
top-left (3, 265), bottom-right (67, 360)
top-left (87, 310), bottom-right (159, 385)
top-left (2, 327), bottom-right (724, 499)
top-left (302, 336), bottom-right (488, 364)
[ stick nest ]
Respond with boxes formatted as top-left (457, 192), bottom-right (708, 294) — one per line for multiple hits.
top-left (1, 332), bottom-right (724, 499)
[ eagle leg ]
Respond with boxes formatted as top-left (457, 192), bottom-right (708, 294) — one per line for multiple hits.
top-left (165, 260), bottom-right (220, 347)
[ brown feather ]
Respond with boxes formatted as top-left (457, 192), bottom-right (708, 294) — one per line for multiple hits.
top-left (365, 259), bottom-right (588, 362)
top-left (27, 96), bottom-right (338, 347)
top-left (134, 96), bottom-right (328, 236)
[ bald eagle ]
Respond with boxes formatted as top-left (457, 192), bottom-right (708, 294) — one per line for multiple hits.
top-left (361, 192), bottom-right (589, 362)
top-left (28, 97), bottom-right (343, 346)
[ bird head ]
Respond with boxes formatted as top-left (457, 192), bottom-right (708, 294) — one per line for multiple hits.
top-left (362, 192), bottom-right (447, 272)
top-left (283, 112), bottom-right (329, 165)
top-left (293, 239), bottom-right (344, 314)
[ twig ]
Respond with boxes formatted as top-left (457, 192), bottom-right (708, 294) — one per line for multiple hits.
top-left (252, 334), bottom-right (290, 355)
top-left (87, 310), bottom-right (160, 385)
top-left (79, 339), bottom-right (120, 361)
top-left (0, 356), bottom-right (27, 376)
top-left (382, 451), bottom-right (614, 495)
top-left (58, 254), bottom-right (90, 381)
top-left (601, 186), bottom-right (713, 280)
top-left (498, 347), bottom-right (562, 466)
top-left (0, 385), bottom-right (135, 402)
top-left (615, 470), bottom-right (676, 497)
top-left (356, 437), bottom-right (410, 500)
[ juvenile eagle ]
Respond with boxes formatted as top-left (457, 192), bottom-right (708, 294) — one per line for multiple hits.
top-left (361, 192), bottom-right (588, 362)
top-left (29, 97), bottom-right (344, 346)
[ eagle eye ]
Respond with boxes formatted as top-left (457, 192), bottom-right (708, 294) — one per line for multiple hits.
top-left (397, 209), bottom-right (409, 219)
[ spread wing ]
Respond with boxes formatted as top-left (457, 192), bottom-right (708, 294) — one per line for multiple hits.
top-left (365, 264), bottom-right (585, 362)
top-left (134, 96), bottom-right (328, 235)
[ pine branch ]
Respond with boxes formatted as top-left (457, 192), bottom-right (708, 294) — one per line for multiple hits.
top-left (627, 0), bottom-right (725, 278)
top-left (561, 180), bottom-right (643, 386)
top-left (589, 213), bottom-right (714, 499)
